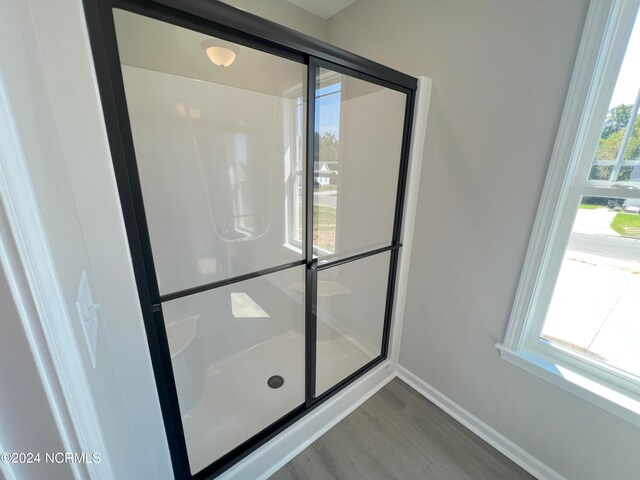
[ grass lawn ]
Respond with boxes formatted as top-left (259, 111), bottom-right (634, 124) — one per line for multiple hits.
top-left (611, 212), bottom-right (640, 237)
top-left (313, 205), bottom-right (336, 251)
top-left (294, 204), bottom-right (337, 251)
top-left (579, 204), bottom-right (604, 210)
top-left (317, 184), bottom-right (337, 193)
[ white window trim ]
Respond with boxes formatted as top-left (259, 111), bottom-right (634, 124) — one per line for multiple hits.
top-left (284, 70), bottom-right (343, 258)
top-left (497, 0), bottom-right (640, 427)
top-left (283, 88), bottom-right (305, 253)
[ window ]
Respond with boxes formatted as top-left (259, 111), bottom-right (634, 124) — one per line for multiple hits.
top-left (285, 91), bottom-right (305, 249)
top-left (286, 71), bottom-right (343, 256)
top-left (313, 77), bottom-right (341, 254)
top-left (282, 81), bottom-right (336, 254)
top-left (499, 0), bottom-right (640, 426)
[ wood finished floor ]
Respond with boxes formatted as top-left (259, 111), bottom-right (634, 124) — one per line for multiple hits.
top-left (270, 378), bottom-right (534, 480)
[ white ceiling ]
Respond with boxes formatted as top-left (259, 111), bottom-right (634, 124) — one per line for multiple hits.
top-left (285, 0), bottom-right (357, 19)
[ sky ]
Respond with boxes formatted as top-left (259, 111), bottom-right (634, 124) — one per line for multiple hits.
top-left (316, 83), bottom-right (341, 138)
top-left (609, 9), bottom-right (640, 108)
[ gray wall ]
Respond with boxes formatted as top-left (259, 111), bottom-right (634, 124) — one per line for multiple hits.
top-left (327, 1), bottom-right (640, 479)
top-left (221, 0), bottom-right (327, 40)
top-left (0, 257), bottom-right (73, 480)
top-left (1, 0), bottom-right (174, 477)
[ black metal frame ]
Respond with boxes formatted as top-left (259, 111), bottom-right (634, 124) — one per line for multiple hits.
top-left (82, 0), bottom-right (417, 478)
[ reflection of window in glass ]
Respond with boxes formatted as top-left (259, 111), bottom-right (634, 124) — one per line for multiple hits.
top-left (294, 97), bottom-right (304, 244)
top-left (314, 79), bottom-right (341, 254)
top-left (284, 92), bottom-right (305, 251)
top-left (286, 71), bottom-right (405, 259)
top-left (285, 78), bottom-right (342, 254)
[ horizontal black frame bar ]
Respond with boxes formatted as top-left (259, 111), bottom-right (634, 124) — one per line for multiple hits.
top-left (314, 244), bottom-right (402, 271)
top-left (159, 260), bottom-right (305, 303)
top-left (109, 0), bottom-right (306, 65)
top-left (192, 404), bottom-right (306, 479)
top-left (312, 56), bottom-right (413, 97)
top-left (313, 355), bottom-right (387, 405)
top-left (148, 0), bottom-right (417, 91)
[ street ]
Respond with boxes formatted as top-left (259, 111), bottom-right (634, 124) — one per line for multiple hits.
top-left (568, 232), bottom-right (640, 262)
top-left (543, 208), bottom-right (640, 377)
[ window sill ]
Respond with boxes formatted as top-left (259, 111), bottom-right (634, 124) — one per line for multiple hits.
top-left (495, 343), bottom-right (640, 428)
top-left (283, 242), bottom-right (303, 256)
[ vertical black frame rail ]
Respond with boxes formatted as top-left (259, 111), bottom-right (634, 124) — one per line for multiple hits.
top-left (82, 1), bottom-right (192, 478)
top-left (304, 58), bottom-right (415, 406)
top-left (304, 58), bottom-right (318, 406)
top-left (82, 0), bottom-right (417, 478)
top-left (383, 87), bottom-right (416, 358)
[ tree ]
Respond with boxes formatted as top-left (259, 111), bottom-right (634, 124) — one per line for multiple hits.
top-left (595, 110), bottom-right (640, 161)
top-left (601, 104), bottom-right (632, 139)
top-left (595, 127), bottom-right (625, 161)
top-left (314, 132), bottom-right (339, 164)
top-left (593, 104), bottom-right (640, 181)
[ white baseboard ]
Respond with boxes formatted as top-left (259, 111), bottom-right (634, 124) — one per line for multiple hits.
top-left (219, 362), bottom-right (395, 480)
top-left (396, 366), bottom-right (566, 480)
top-left (219, 363), bottom-right (563, 480)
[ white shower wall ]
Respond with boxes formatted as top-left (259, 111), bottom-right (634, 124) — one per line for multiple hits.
top-left (122, 65), bottom-right (302, 295)
top-left (121, 61), bottom-right (407, 368)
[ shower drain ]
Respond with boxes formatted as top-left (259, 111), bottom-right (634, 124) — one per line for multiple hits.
top-left (267, 375), bottom-right (284, 389)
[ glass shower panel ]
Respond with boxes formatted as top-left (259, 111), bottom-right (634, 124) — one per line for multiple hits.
top-left (113, 10), bottom-right (306, 295)
top-left (315, 252), bottom-right (390, 396)
top-left (162, 266), bottom-right (305, 474)
top-left (313, 67), bottom-right (406, 260)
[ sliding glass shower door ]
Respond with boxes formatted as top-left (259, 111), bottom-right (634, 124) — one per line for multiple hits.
top-left (309, 63), bottom-right (408, 397)
top-left (113, 10), bottom-right (308, 474)
top-left (87, 2), bottom-right (415, 478)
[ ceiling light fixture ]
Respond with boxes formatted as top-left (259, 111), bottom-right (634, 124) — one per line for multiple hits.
top-left (202, 39), bottom-right (239, 67)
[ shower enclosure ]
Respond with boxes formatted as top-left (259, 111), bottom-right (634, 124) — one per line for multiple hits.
top-left (84, 1), bottom-right (417, 478)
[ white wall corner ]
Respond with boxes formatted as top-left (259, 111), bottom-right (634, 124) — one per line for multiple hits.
top-left (0, 74), bottom-right (113, 479)
top-left (389, 76), bottom-right (432, 369)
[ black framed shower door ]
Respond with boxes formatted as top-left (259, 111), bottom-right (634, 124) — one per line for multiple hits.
top-left (83, 0), bottom-right (417, 478)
